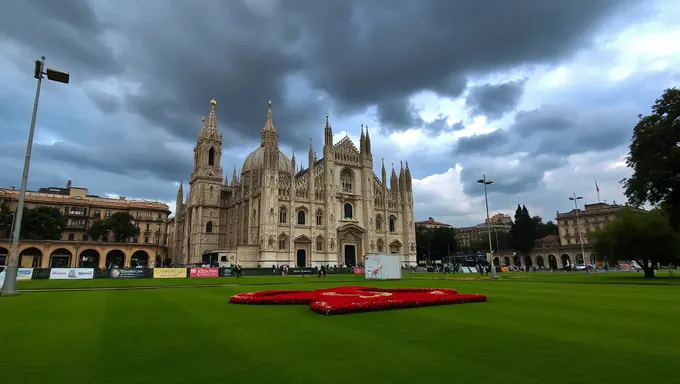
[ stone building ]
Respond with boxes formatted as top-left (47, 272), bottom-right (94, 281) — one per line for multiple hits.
top-left (0, 181), bottom-right (170, 268)
top-left (167, 100), bottom-right (417, 268)
top-left (415, 217), bottom-right (452, 230)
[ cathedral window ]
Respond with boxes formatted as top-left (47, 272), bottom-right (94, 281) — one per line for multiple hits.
top-left (343, 203), bottom-right (353, 219)
top-left (375, 215), bottom-right (382, 231)
top-left (340, 169), bottom-right (353, 192)
top-left (206, 221), bottom-right (213, 233)
top-left (208, 147), bottom-right (215, 166)
top-left (315, 236), bottom-right (324, 251)
top-left (297, 210), bottom-right (306, 225)
top-left (279, 207), bottom-right (287, 224)
top-left (389, 216), bottom-right (396, 232)
top-left (377, 239), bottom-right (384, 253)
top-left (316, 209), bottom-right (323, 226)
top-left (278, 235), bottom-right (288, 250)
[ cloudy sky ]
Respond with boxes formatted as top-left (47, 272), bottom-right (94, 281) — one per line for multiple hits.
top-left (1, 0), bottom-right (679, 227)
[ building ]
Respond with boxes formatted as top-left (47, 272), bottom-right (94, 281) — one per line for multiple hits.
top-left (415, 217), bottom-right (452, 230)
top-left (0, 181), bottom-right (171, 268)
top-left (167, 100), bottom-right (417, 267)
top-left (454, 215), bottom-right (512, 248)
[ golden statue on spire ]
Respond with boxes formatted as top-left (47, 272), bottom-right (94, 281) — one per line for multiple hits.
top-left (210, 98), bottom-right (217, 105)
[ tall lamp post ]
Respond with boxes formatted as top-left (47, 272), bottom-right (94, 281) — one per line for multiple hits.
top-left (1, 57), bottom-right (70, 296)
top-left (477, 175), bottom-right (497, 279)
top-left (569, 193), bottom-right (588, 274)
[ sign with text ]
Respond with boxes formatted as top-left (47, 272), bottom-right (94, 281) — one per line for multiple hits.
top-left (219, 268), bottom-right (234, 277)
top-left (110, 268), bottom-right (146, 279)
top-left (49, 268), bottom-right (94, 280)
top-left (190, 268), bottom-right (219, 278)
top-left (153, 268), bottom-right (187, 279)
top-left (353, 267), bottom-right (364, 275)
top-left (17, 268), bottom-right (34, 280)
top-left (365, 254), bottom-right (402, 280)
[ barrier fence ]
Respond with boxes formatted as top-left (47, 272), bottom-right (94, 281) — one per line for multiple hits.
top-left (16, 267), bottom-right (358, 281)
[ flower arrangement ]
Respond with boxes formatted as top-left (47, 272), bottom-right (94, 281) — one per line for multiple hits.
top-left (229, 286), bottom-right (486, 315)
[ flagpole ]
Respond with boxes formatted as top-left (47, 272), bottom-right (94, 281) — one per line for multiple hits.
top-left (595, 179), bottom-right (601, 203)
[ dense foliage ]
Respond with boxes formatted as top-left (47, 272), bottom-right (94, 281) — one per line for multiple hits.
top-left (87, 212), bottom-right (138, 242)
top-left (623, 88), bottom-right (680, 231)
top-left (415, 226), bottom-right (457, 261)
top-left (509, 205), bottom-right (536, 254)
top-left (0, 205), bottom-right (67, 240)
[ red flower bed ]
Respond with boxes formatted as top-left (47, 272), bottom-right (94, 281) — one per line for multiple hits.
top-left (229, 286), bottom-right (486, 316)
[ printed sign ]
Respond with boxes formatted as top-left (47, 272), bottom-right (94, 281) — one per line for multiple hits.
top-left (153, 268), bottom-right (187, 279)
top-left (220, 268), bottom-right (233, 277)
top-left (353, 267), bottom-right (365, 274)
top-left (365, 254), bottom-right (402, 280)
top-left (49, 268), bottom-right (94, 280)
top-left (287, 267), bottom-right (313, 275)
top-left (17, 268), bottom-right (34, 280)
top-left (190, 268), bottom-right (219, 278)
top-left (110, 268), bottom-right (146, 279)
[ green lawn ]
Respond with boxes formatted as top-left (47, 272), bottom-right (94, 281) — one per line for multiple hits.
top-left (1, 272), bottom-right (678, 384)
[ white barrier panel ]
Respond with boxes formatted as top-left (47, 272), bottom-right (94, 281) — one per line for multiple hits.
top-left (17, 268), bottom-right (34, 280)
top-left (49, 268), bottom-right (94, 280)
top-left (365, 254), bottom-right (402, 280)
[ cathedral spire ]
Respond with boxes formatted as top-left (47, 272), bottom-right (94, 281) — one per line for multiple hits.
top-left (365, 125), bottom-right (372, 154)
top-left (324, 115), bottom-right (333, 147)
top-left (390, 163), bottom-right (398, 192)
top-left (360, 124), bottom-right (366, 154)
top-left (176, 182), bottom-right (183, 210)
top-left (261, 100), bottom-right (278, 147)
top-left (381, 158), bottom-right (387, 185)
top-left (308, 138), bottom-right (314, 167)
top-left (206, 99), bottom-right (218, 131)
top-left (291, 146), bottom-right (296, 170)
top-left (231, 166), bottom-right (237, 187)
top-left (405, 160), bottom-right (412, 191)
top-left (200, 116), bottom-right (206, 132)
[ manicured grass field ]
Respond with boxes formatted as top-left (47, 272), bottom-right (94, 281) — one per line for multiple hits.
top-left (1, 272), bottom-right (678, 384)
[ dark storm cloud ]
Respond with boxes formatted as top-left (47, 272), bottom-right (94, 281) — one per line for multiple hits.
top-left (466, 79), bottom-right (528, 120)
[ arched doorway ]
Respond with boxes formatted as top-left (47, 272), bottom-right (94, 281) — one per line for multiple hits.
top-left (525, 256), bottom-right (533, 268)
top-left (561, 254), bottom-right (571, 268)
top-left (493, 257), bottom-right (499, 266)
top-left (296, 249), bottom-right (306, 267)
top-left (79, 249), bottom-right (100, 268)
top-left (50, 248), bottom-right (72, 268)
top-left (575, 254), bottom-right (585, 265)
top-left (19, 247), bottom-right (42, 268)
top-left (106, 250), bottom-right (126, 268)
top-left (548, 255), bottom-right (558, 270)
top-left (0, 247), bottom-right (8, 266)
top-left (130, 250), bottom-right (150, 268)
top-left (536, 255), bottom-right (545, 268)
top-left (513, 255), bottom-right (521, 266)
top-left (503, 256), bottom-right (511, 266)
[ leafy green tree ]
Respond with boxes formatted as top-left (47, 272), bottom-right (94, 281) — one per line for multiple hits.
top-left (509, 205), bottom-right (536, 255)
top-left (0, 204), bottom-right (14, 238)
top-left (415, 226), bottom-right (457, 261)
top-left (591, 207), bottom-right (680, 278)
top-left (87, 220), bottom-right (110, 241)
top-left (533, 216), bottom-right (558, 239)
top-left (105, 212), bottom-right (138, 242)
top-left (20, 206), bottom-right (67, 240)
top-left (622, 87), bottom-right (680, 231)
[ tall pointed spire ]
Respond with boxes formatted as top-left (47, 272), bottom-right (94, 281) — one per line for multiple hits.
top-left (176, 182), bottom-right (184, 210)
top-left (405, 160), bottom-right (412, 190)
top-left (365, 125), bottom-right (372, 154)
top-left (324, 115), bottom-right (333, 147)
top-left (381, 158), bottom-right (387, 185)
top-left (231, 166), bottom-right (237, 186)
top-left (261, 100), bottom-right (278, 147)
top-left (200, 116), bottom-right (206, 131)
top-left (206, 99), bottom-right (218, 130)
top-left (308, 138), bottom-right (314, 167)
top-left (360, 124), bottom-right (366, 154)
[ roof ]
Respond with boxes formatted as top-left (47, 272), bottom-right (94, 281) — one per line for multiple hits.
top-left (415, 217), bottom-right (451, 226)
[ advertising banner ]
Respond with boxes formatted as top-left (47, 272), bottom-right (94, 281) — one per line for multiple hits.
top-left (287, 267), bottom-right (313, 276)
top-left (190, 268), bottom-right (219, 278)
top-left (353, 267), bottom-right (365, 274)
top-left (17, 268), bottom-right (34, 280)
top-left (110, 268), bottom-right (146, 279)
top-left (49, 268), bottom-right (95, 280)
top-left (219, 268), bottom-right (233, 277)
top-left (365, 254), bottom-right (402, 280)
top-left (153, 268), bottom-right (187, 279)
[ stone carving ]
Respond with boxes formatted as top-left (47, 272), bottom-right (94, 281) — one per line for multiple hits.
top-left (268, 237), bottom-right (275, 249)
top-left (370, 240), bottom-right (375, 251)
top-left (410, 242), bottom-right (416, 252)
top-left (329, 237), bottom-right (335, 250)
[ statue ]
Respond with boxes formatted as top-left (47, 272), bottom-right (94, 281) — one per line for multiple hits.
top-left (329, 237), bottom-right (335, 250)
top-left (410, 242), bottom-right (416, 252)
top-left (370, 240), bottom-right (375, 251)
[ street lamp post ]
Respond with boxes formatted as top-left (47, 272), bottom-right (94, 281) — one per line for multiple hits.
top-left (569, 193), bottom-right (588, 274)
top-left (477, 175), bottom-right (497, 279)
top-left (1, 57), bottom-right (70, 296)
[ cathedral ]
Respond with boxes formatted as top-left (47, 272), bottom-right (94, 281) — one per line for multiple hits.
top-left (167, 99), bottom-right (417, 268)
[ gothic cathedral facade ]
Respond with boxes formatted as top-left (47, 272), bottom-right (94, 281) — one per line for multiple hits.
top-left (167, 99), bottom-right (417, 267)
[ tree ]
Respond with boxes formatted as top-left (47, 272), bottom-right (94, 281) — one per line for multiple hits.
top-left (20, 206), bottom-right (67, 240)
top-left (0, 204), bottom-right (13, 238)
top-left (533, 216), bottom-right (558, 239)
top-left (105, 212), bottom-right (137, 242)
top-left (509, 205), bottom-right (536, 255)
top-left (415, 226), bottom-right (457, 261)
top-left (591, 207), bottom-right (680, 278)
top-left (87, 220), bottom-right (109, 241)
top-left (622, 88), bottom-right (680, 231)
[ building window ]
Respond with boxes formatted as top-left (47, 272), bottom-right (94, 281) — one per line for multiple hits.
top-left (278, 235), bottom-right (287, 250)
top-left (94, 210), bottom-right (101, 218)
top-left (147, 212), bottom-right (151, 218)
top-left (145, 223), bottom-right (150, 231)
top-left (343, 203), bottom-right (353, 219)
top-left (316, 236), bottom-right (324, 251)
top-left (135, 222), bottom-right (140, 228)
top-left (157, 213), bottom-right (162, 219)
top-left (144, 236), bottom-right (149, 243)
top-left (279, 207), bottom-right (287, 224)
top-left (68, 233), bottom-right (75, 241)
top-left (316, 210), bottom-right (323, 226)
top-left (340, 169), bottom-right (353, 192)
top-left (156, 224), bottom-right (161, 233)
top-left (83, 234), bottom-right (89, 241)
top-left (206, 221), bottom-right (213, 233)
top-left (297, 210), bottom-right (306, 225)
top-left (105, 210), bottom-right (111, 218)
top-left (389, 216), bottom-right (396, 232)
top-left (208, 147), bottom-right (215, 166)
top-left (375, 215), bottom-right (382, 231)
top-left (377, 239), bottom-right (384, 253)
top-left (136, 211), bottom-right (140, 219)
